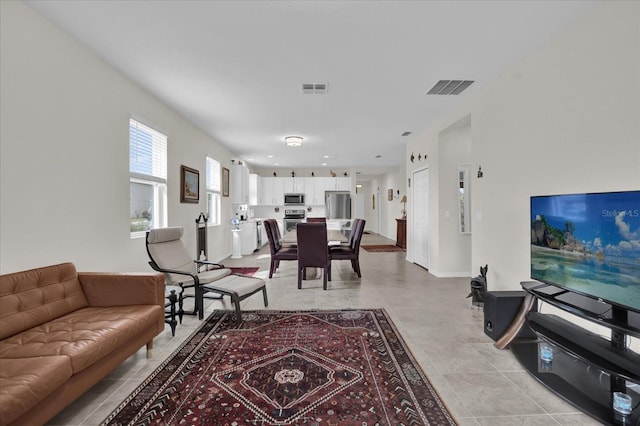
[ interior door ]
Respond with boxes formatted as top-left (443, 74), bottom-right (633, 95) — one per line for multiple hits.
top-left (412, 167), bottom-right (429, 269)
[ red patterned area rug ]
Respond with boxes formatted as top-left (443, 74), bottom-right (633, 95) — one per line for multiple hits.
top-left (102, 309), bottom-right (456, 425)
top-left (361, 244), bottom-right (406, 252)
top-left (228, 266), bottom-right (260, 276)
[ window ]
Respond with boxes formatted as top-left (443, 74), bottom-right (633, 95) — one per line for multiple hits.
top-left (206, 156), bottom-right (221, 226)
top-left (130, 118), bottom-right (167, 237)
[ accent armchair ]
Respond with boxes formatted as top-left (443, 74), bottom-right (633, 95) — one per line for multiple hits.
top-left (146, 226), bottom-right (268, 321)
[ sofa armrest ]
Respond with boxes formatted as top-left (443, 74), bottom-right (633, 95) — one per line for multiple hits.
top-left (78, 272), bottom-right (164, 307)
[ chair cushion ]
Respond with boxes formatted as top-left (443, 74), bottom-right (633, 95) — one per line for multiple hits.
top-left (202, 274), bottom-right (265, 297)
top-left (273, 246), bottom-right (298, 260)
top-left (330, 246), bottom-right (356, 254)
top-left (196, 268), bottom-right (232, 285)
top-left (0, 356), bottom-right (73, 425)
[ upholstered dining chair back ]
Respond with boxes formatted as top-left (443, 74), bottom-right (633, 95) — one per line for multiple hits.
top-left (264, 219), bottom-right (298, 278)
top-left (296, 222), bottom-right (331, 290)
top-left (350, 219), bottom-right (366, 251)
top-left (329, 218), bottom-right (366, 278)
top-left (264, 219), bottom-right (282, 253)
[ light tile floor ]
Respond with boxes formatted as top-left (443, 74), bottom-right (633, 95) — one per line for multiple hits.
top-left (48, 232), bottom-right (599, 425)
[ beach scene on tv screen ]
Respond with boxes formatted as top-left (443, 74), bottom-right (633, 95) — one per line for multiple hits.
top-left (531, 191), bottom-right (640, 311)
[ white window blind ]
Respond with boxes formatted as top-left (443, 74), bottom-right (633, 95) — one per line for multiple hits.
top-left (129, 118), bottom-right (168, 236)
top-left (130, 119), bottom-right (167, 182)
top-left (206, 156), bottom-right (221, 226)
top-left (206, 157), bottom-right (221, 192)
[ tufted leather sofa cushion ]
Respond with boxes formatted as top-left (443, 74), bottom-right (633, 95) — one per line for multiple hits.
top-left (0, 356), bottom-right (73, 425)
top-left (0, 305), bottom-right (161, 373)
top-left (0, 263), bottom-right (88, 340)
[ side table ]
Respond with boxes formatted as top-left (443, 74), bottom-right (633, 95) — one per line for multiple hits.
top-left (396, 218), bottom-right (406, 249)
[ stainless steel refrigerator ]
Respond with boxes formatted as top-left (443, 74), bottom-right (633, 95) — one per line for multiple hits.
top-left (325, 191), bottom-right (351, 219)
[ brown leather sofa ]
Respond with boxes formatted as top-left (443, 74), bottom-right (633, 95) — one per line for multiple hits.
top-left (0, 262), bottom-right (165, 426)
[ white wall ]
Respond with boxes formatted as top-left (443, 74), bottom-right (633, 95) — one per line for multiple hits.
top-left (406, 1), bottom-right (640, 285)
top-left (437, 116), bottom-right (472, 276)
top-left (0, 1), bottom-right (236, 273)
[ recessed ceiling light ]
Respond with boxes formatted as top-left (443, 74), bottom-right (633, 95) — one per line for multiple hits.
top-left (323, 155), bottom-right (330, 159)
top-left (267, 155), bottom-right (274, 158)
top-left (321, 163), bottom-right (327, 166)
top-left (274, 163), bottom-right (279, 166)
top-left (284, 136), bottom-right (303, 147)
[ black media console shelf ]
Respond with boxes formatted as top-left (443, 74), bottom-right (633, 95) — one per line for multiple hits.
top-left (528, 312), bottom-right (640, 381)
top-left (511, 281), bottom-right (640, 425)
top-left (521, 281), bottom-right (640, 339)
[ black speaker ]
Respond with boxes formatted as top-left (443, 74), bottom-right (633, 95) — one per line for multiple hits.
top-left (483, 291), bottom-right (537, 341)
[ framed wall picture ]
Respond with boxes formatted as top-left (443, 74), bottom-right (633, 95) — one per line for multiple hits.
top-left (222, 167), bottom-right (230, 197)
top-left (180, 165), bottom-right (199, 203)
top-left (388, 188), bottom-right (393, 201)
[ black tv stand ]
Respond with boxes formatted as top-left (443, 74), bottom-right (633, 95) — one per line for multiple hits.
top-left (511, 282), bottom-right (640, 425)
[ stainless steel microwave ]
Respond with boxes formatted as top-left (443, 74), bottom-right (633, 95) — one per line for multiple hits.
top-left (284, 193), bottom-right (305, 205)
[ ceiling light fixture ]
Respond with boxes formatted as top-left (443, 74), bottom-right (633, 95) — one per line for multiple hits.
top-left (284, 136), bottom-right (303, 147)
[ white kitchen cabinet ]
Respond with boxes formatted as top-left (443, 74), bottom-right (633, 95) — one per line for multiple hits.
top-left (305, 177), bottom-right (329, 205)
top-left (251, 176), bottom-right (351, 206)
top-left (238, 221), bottom-right (257, 254)
top-left (259, 177), bottom-right (284, 205)
top-left (230, 163), bottom-right (250, 204)
top-left (248, 174), bottom-right (259, 205)
top-left (335, 177), bottom-right (351, 191)
top-left (281, 177), bottom-right (304, 194)
top-left (324, 177), bottom-right (350, 191)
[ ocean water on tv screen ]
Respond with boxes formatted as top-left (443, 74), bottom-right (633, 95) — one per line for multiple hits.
top-left (531, 246), bottom-right (640, 310)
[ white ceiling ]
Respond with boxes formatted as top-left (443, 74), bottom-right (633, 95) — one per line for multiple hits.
top-left (26, 0), bottom-right (598, 175)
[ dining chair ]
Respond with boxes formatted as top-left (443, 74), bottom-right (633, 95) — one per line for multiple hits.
top-left (146, 226), bottom-right (268, 321)
top-left (329, 218), bottom-right (366, 278)
top-left (296, 222), bottom-right (331, 290)
top-left (264, 219), bottom-right (298, 278)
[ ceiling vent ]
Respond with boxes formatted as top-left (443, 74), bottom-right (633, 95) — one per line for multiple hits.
top-left (302, 83), bottom-right (328, 94)
top-left (427, 80), bottom-right (474, 95)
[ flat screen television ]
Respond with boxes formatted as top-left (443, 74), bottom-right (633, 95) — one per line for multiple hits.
top-left (530, 190), bottom-right (640, 315)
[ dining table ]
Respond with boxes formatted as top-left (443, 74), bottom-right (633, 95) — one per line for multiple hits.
top-left (281, 228), bottom-right (348, 245)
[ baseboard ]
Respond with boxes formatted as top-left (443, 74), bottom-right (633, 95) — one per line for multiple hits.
top-left (430, 270), bottom-right (471, 278)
